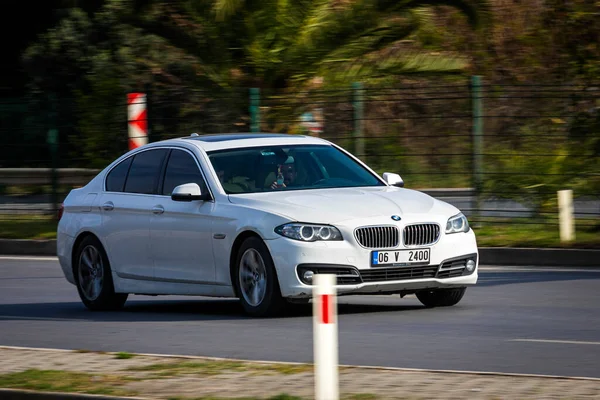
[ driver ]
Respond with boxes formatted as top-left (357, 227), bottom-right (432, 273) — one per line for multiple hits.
top-left (271, 156), bottom-right (297, 189)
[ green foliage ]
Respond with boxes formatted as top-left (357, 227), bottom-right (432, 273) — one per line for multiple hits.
top-left (542, 0), bottom-right (600, 83)
top-left (483, 111), bottom-right (600, 215)
top-left (19, 0), bottom-right (487, 165)
top-left (562, 109), bottom-right (600, 195)
top-left (115, 352), bottom-right (135, 359)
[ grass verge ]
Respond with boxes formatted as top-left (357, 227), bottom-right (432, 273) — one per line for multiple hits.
top-left (166, 395), bottom-right (304, 400)
top-left (128, 360), bottom-right (314, 378)
top-left (0, 216), bottom-right (58, 240)
top-left (472, 221), bottom-right (600, 248)
top-left (0, 369), bottom-right (137, 397)
top-left (0, 366), bottom-right (371, 400)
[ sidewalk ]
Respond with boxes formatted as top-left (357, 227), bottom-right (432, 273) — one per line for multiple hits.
top-left (1, 347), bottom-right (599, 399)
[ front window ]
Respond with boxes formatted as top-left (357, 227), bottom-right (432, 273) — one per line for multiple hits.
top-left (207, 144), bottom-right (385, 194)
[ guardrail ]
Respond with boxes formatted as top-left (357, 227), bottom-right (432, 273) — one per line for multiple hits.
top-left (0, 168), bottom-right (100, 186)
top-left (0, 168), bottom-right (476, 196)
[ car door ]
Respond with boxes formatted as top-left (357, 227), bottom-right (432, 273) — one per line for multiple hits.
top-left (100, 148), bottom-right (169, 280)
top-left (150, 148), bottom-right (216, 284)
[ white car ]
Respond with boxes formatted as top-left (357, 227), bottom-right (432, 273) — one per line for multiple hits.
top-left (57, 133), bottom-right (478, 317)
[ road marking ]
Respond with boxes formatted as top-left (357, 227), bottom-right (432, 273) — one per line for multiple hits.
top-left (0, 256), bottom-right (58, 261)
top-left (0, 344), bottom-right (598, 381)
top-left (512, 339), bottom-right (600, 346)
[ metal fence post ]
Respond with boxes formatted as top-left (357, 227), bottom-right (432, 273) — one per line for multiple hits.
top-left (250, 88), bottom-right (260, 133)
top-left (46, 94), bottom-right (59, 219)
top-left (471, 76), bottom-right (483, 222)
top-left (353, 82), bottom-right (365, 161)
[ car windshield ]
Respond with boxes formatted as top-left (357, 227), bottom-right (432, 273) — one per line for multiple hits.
top-left (207, 144), bottom-right (385, 194)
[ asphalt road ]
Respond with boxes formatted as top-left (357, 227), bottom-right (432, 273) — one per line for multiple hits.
top-left (1, 257), bottom-right (599, 378)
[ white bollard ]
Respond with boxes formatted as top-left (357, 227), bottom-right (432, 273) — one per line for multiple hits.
top-left (558, 189), bottom-right (575, 242)
top-left (313, 273), bottom-right (339, 400)
top-left (127, 93), bottom-right (148, 150)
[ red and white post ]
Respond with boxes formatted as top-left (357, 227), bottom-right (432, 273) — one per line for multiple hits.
top-left (127, 93), bottom-right (148, 150)
top-left (313, 273), bottom-right (339, 400)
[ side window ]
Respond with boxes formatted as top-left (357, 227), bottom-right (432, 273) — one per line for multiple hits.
top-left (106, 157), bottom-right (132, 192)
top-left (124, 149), bottom-right (169, 194)
top-left (162, 149), bottom-right (208, 196)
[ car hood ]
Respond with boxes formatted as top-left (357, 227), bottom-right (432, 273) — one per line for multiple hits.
top-left (227, 186), bottom-right (459, 224)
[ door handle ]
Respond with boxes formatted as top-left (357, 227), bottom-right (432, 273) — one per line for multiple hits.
top-left (152, 205), bottom-right (164, 215)
top-left (102, 201), bottom-right (114, 211)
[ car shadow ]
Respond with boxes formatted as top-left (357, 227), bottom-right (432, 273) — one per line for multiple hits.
top-left (0, 298), bottom-right (424, 323)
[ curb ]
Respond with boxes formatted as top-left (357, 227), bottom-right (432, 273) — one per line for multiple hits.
top-left (0, 240), bottom-right (56, 256)
top-left (479, 247), bottom-right (600, 267)
top-left (0, 239), bottom-right (598, 267)
top-left (0, 389), bottom-right (147, 400)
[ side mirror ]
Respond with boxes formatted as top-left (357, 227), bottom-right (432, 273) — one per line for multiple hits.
top-left (171, 183), bottom-right (207, 202)
top-left (382, 172), bottom-right (404, 188)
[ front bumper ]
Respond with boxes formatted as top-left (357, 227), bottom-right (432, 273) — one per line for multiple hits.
top-left (266, 228), bottom-right (479, 298)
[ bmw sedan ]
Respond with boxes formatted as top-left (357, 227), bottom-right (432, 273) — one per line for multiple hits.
top-left (57, 133), bottom-right (478, 317)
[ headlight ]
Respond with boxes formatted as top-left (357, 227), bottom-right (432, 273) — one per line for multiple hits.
top-left (445, 213), bottom-right (469, 234)
top-left (275, 223), bottom-right (343, 242)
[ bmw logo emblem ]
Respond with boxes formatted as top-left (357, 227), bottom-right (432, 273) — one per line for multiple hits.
top-left (391, 215), bottom-right (401, 221)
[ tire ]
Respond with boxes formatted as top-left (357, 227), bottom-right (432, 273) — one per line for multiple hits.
top-left (73, 235), bottom-right (128, 311)
top-left (233, 236), bottom-right (286, 317)
top-left (416, 287), bottom-right (466, 308)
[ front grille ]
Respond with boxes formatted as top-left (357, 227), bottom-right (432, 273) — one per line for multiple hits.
top-left (403, 224), bottom-right (440, 246)
top-left (337, 276), bottom-right (361, 285)
top-left (360, 266), bottom-right (438, 282)
top-left (355, 226), bottom-right (399, 249)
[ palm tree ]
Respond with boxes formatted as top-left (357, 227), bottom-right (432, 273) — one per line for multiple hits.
top-left (123, 0), bottom-right (489, 90)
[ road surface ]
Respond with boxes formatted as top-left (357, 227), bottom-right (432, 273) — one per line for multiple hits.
top-left (0, 257), bottom-right (599, 378)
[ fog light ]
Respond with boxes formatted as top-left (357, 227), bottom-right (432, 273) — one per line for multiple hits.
top-left (466, 259), bottom-right (476, 272)
top-left (303, 270), bottom-right (314, 284)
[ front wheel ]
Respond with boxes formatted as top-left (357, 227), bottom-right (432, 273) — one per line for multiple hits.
top-left (234, 236), bottom-right (285, 317)
top-left (416, 287), bottom-right (466, 308)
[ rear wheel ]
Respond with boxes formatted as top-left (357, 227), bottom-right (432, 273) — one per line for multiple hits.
top-left (234, 236), bottom-right (285, 317)
top-left (416, 287), bottom-right (466, 308)
top-left (74, 236), bottom-right (128, 311)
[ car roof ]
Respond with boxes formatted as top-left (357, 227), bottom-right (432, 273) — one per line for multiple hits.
top-left (161, 132), bottom-right (331, 152)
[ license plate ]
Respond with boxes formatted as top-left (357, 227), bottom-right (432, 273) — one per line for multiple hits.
top-left (371, 248), bottom-right (430, 266)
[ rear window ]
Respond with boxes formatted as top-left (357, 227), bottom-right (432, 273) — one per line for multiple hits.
top-left (105, 157), bottom-right (132, 192)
